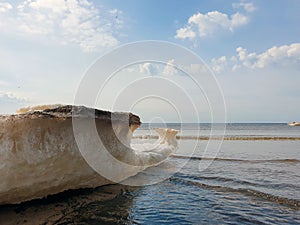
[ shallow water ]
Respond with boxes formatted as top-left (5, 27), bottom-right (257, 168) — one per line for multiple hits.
top-left (0, 123), bottom-right (300, 224)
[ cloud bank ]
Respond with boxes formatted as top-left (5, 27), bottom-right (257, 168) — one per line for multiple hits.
top-left (210, 43), bottom-right (300, 73)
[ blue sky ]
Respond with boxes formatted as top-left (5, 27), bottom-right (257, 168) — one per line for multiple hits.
top-left (0, 0), bottom-right (299, 122)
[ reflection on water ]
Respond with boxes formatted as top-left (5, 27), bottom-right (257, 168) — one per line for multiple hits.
top-left (0, 184), bottom-right (140, 225)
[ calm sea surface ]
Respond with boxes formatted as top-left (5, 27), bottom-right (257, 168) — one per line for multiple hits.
top-left (1, 123), bottom-right (300, 224)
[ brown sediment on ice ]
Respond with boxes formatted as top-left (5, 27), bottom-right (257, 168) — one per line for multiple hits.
top-left (8, 105), bottom-right (141, 126)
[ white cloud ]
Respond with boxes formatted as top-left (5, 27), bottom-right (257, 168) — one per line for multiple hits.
top-left (0, 1), bottom-right (12, 12)
top-left (139, 63), bottom-right (158, 76)
top-left (0, 0), bottom-right (122, 52)
top-left (235, 47), bottom-right (258, 68)
top-left (231, 12), bottom-right (249, 28)
top-left (163, 59), bottom-right (179, 76)
top-left (137, 60), bottom-right (209, 78)
top-left (0, 91), bottom-right (30, 114)
top-left (175, 10), bottom-right (249, 40)
top-left (235, 43), bottom-right (300, 69)
top-left (0, 92), bottom-right (28, 103)
top-left (211, 56), bottom-right (227, 73)
top-left (138, 60), bottom-right (182, 76)
top-left (175, 27), bottom-right (196, 40)
top-left (232, 1), bottom-right (256, 13)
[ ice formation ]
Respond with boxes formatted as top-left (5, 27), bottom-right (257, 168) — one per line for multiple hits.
top-left (0, 105), bottom-right (178, 204)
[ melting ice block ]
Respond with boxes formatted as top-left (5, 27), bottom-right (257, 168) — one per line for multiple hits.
top-left (0, 105), bottom-right (178, 204)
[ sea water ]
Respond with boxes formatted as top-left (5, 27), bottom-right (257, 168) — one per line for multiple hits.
top-left (0, 123), bottom-right (299, 224)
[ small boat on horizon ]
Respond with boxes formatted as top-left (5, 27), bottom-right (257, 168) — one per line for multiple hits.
top-left (288, 122), bottom-right (300, 126)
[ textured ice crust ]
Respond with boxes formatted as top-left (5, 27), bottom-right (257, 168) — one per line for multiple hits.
top-left (0, 105), bottom-right (178, 205)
